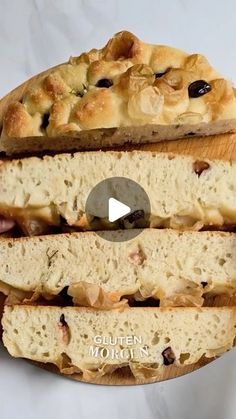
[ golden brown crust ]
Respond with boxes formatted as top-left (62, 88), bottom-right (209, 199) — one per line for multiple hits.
top-left (1, 30), bottom-right (236, 145)
top-left (3, 103), bottom-right (41, 137)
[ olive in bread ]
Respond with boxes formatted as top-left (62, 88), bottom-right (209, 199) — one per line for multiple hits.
top-left (1, 31), bottom-right (236, 155)
top-left (2, 305), bottom-right (236, 380)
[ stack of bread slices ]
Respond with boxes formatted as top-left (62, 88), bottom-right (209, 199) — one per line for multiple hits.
top-left (1, 31), bottom-right (236, 384)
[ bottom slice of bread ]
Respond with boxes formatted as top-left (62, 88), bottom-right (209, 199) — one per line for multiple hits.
top-left (2, 306), bottom-right (236, 380)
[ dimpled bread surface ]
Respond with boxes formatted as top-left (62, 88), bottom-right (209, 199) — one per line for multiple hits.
top-left (1, 31), bottom-right (236, 156)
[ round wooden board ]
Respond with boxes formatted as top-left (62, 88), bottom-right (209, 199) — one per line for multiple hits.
top-left (30, 357), bottom-right (212, 386)
top-left (0, 71), bottom-right (236, 385)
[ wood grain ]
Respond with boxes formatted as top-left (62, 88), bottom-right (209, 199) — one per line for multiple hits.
top-left (0, 70), bottom-right (236, 385)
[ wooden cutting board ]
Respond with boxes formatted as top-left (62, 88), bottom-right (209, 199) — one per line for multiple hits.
top-left (0, 72), bottom-right (236, 385)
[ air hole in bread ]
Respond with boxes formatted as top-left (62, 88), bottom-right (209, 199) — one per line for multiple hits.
top-left (179, 352), bottom-right (190, 364)
top-left (213, 315), bottom-right (220, 324)
top-left (64, 179), bottom-right (73, 187)
top-left (184, 131), bottom-right (196, 137)
top-left (186, 338), bottom-right (192, 347)
top-left (219, 258), bottom-right (226, 266)
top-left (151, 332), bottom-right (160, 345)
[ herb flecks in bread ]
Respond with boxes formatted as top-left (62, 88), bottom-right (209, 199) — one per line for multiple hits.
top-left (1, 229), bottom-right (236, 307)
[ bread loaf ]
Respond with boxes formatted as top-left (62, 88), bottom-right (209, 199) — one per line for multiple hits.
top-left (1, 151), bottom-right (236, 233)
top-left (2, 305), bottom-right (236, 380)
top-left (1, 31), bottom-right (236, 155)
top-left (0, 229), bottom-right (236, 306)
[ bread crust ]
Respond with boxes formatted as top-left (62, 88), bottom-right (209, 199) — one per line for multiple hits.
top-left (1, 150), bottom-right (236, 233)
top-left (0, 229), bottom-right (236, 307)
top-left (1, 119), bottom-right (236, 156)
top-left (2, 305), bottom-right (236, 381)
top-left (1, 31), bottom-right (236, 155)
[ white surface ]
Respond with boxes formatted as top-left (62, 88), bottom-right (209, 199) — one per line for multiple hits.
top-left (108, 198), bottom-right (131, 222)
top-left (1, 0), bottom-right (236, 418)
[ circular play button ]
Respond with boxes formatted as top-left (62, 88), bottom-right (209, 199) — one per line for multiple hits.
top-left (85, 177), bottom-right (151, 241)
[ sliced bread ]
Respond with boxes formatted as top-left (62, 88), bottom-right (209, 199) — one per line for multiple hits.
top-left (2, 305), bottom-right (236, 379)
top-left (1, 31), bottom-right (236, 155)
top-left (0, 229), bottom-right (236, 306)
top-left (1, 151), bottom-right (236, 234)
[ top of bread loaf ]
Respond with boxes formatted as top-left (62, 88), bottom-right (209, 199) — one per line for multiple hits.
top-left (1, 30), bottom-right (236, 140)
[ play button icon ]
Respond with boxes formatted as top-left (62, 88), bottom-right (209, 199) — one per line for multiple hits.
top-left (85, 177), bottom-right (150, 242)
top-left (108, 198), bottom-right (131, 222)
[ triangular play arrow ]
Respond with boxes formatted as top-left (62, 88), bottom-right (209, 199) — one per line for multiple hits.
top-left (108, 198), bottom-right (131, 222)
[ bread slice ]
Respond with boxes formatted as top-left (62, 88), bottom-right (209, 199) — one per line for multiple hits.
top-left (1, 229), bottom-right (236, 306)
top-left (2, 305), bottom-right (236, 379)
top-left (0, 150), bottom-right (236, 234)
top-left (1, 31), bottom-right (236, 156)
top-left (1, 123), bottom-right (236, 157)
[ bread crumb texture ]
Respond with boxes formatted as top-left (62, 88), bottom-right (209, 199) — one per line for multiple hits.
top-left (0, 230), bottom-right (236, 306)
top-left (2, 306), bottom-right (236, 379)
top-left (1, 152), bottom-right (236, 231)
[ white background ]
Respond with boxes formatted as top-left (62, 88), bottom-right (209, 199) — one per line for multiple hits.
top-left (1, 0), bottom-right (236, 418)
